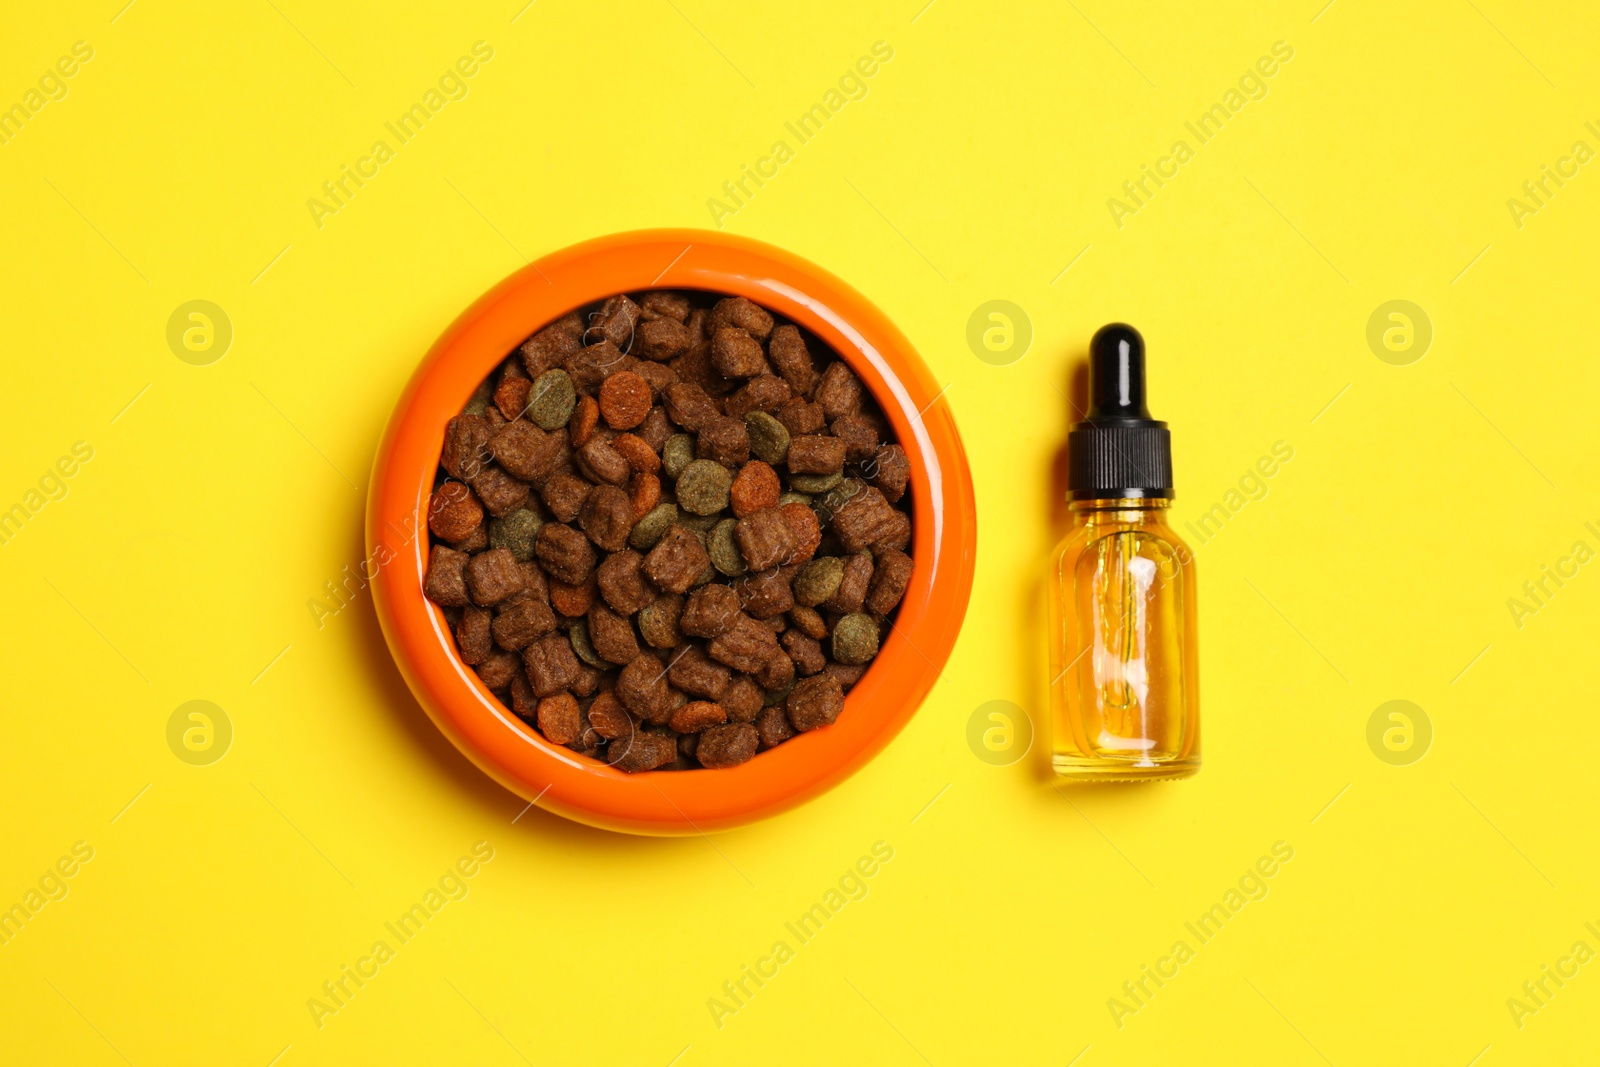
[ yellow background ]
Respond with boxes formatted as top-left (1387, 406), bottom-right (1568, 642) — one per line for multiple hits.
top-left (3, 1), bottom-right (1598, 1063)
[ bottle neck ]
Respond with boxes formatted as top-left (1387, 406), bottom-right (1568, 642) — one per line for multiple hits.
top-left (1069, 497), bottom-right (1172, 526)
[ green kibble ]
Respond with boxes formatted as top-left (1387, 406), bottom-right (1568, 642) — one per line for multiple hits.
top-left (708, 518), bottom-right (748, 576)
top-left (745, 411), bottom-right (791, 465)
top-left (777, 491), bottom-right (812, 508)
top-left (691, 564), bottom-right (717, 589)
top-left (677, 460), bottom-right (732, 515)
top-left (794, 557), bottom-right (844, 607)
top-left (678, 513), bottom-right (717, 540)
top-left (662, 434), bottom-right (695, 479)
top-left (527, 370), bottom-right (576, 430)
top-left (488, 508), bottom-right (543, 561)
top-left (638, 594), bottom-right (684, 648)
top-left (763, 680), bottom-right (795, 708)
top-left (629, 503), bottom-right (679, 550)
top-left (789, 471), bottom-right (844, 493)
top-left (831, 613), bottom-right (880, 665)
top-left (568, 619), bottom-right (609, 668)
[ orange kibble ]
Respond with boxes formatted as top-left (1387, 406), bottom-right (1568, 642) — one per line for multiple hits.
top-left (630, 472), bottom-right (661, 518)
top-left (611, 432), bottom-right (661, 474)
top-left (548, 574), bottom-right (597, 617)
top-left (494, 377), bottom-right (532, 421)
top-left (729, 460), bottom-right (780, 518)
top-left (781, 501), bottom-right (822, 565)
top-left (598, 371), bottom-right (652, 430)
top-left (569, 394), bottom-right (599, 446)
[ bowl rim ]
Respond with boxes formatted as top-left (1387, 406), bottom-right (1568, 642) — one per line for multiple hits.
top-left (367, 229), bottom-right (976, 835)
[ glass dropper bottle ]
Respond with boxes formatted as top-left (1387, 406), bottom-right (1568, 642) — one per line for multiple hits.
top-left (1047, 324), bottom-right (1200, 781)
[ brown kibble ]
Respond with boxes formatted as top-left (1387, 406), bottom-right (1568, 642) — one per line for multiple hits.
top-left (607, 730), bottom-right (677, 772)
top-left (695, 722), bottom-right (759, 767)
top-left (539, 471), bottom-right (592, 523)
top-left (640, 290), bottom-right (691, 323)
top-left (788, 605), bottom-right (829, 640)
top-left (729, 461), bottom-right (780, 518)
top-left (451, 526), bottom-right (489, 553)
top-left (735, 508), bottom-right (797, 572)
top-left (442, 414), bottom-right (492, 481)
top-left (616, 653), bottom-right (671, 722)
top-left (711, 326), bottom-right (766, 379)
top-left (570, 665), bottom-right (601, 700)
top-left (492, 597), bottom-right (556, 650)
top-left (815, 361), bottom-right (864, 419)
top-left (588, 604), bottom-right (641, 664)
top-left (776, 397), bottom-right (826, 437)
top-left (824, 552), bottom-right (873, 614)
top-left (870, 509), bottom-right (911, 554)
top-left (577, 436), bottom-right (631, 487)
top-left (599, 370), bottom-right (652, 430)
top-left (588, 294), bottom-right (640, 349)
top-left (680, 584), bottom-right (742, 638)
top-left (424, 545), bottom-right (471, 607)
top-left (465, 547), bottom-right (527, 606)
top-left (830, 413), bottom-right (881, 463)
top-left (612, 432), bottom-right (661, 474)
top-left (781, 629), bottom-right (826, 676)
top-left (468, 465), bottom-right (531, 517)
top-left (756, 647), bottom-right (795, 691)
top-left (754, 705), bottom-right (796, 749)
top-left (579, 485), bottom-right (635, 552)
top-left (787, 435), bottom-right (847, 475)
top-left (523, 632), bottom-right (581, 697)
top-left (669, 700), bottom-right (727, 734)
top-left (696, 416), bottom-right (750, 467)
top-left (519, 316), bottom-right (583, 377)
top-left (428, 481), bottom-right (483, 542)
top-left (510, 671), bottom-right (538, 721)
top-left (494, 376), bottom-right (532, 422)
top-left (636, 406), bottom-right (673, 451)
top-left (587, 690), bottom-right (635, 740)
top-left (822, 661), bottom-right (868, 691)
top-left (488, 421), bottom-right (564, 483)
top-left (456, 606), bottom-right (493, 665)
top-left (723, 374), bottom-right (792, 419)
top-left (474, 650), bottom-right (521, 691)
top-left (780, 503), bottom-right (821, 565)
top-left (534, 522), bottom-right (599, 585)
top-left (667, 645), bottom-right (733, 699)
top-left (634, 317), bottom-right (691, 361)
top-left (643, 524), bottom-right (711, 595)
top-left (630, 472), bottom-right (662, 519)
top-left (721, 676), bottom-right (763, 723)
top-left (663, 382), bottom-right (721, 432)
top-left (866, 548), bottom-right (913, 615)
top-left (569, 394), bottom-right (599, 447)
top-left (535, 692), bottom-right (582, 745)
top-left (596, 550), bottom-right (654, 615)
top-left (830, 485), bottom-right (902, 553)
top-left (867, 443), bottom-right (911, 502)
top-left (709, 614), bottom-right (781, 673)
top-left (786, 674), bottom-right (845, 731)
top-left (709, 296), bottom-right (774, 341)
top-left (548, 574), bottom-right (597, 618)
top-left (767, 325), bottom-right (816, 396)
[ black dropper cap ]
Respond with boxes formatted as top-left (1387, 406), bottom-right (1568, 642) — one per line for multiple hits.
top-left (1067, 324), bottom-right (1174, 500)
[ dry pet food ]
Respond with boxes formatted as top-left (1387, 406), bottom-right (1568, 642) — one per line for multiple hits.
top-left (423, 290), bottom-right (915, 771)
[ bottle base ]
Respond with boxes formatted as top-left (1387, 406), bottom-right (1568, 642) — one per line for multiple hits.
top-left (1052, 754), bottom-right (1200, 783)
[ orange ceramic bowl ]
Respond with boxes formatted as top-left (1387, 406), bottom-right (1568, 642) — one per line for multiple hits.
top-left (367, 230), bottom-right (975, 835)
